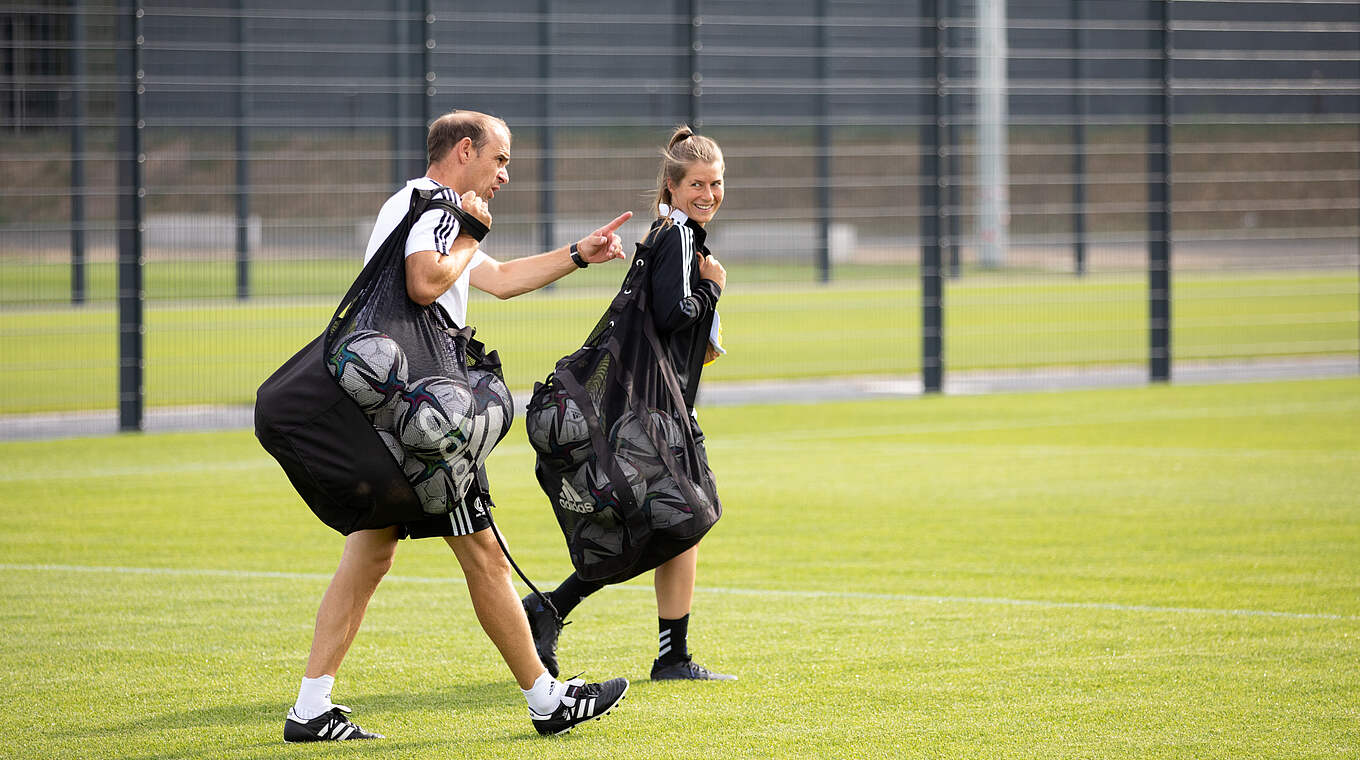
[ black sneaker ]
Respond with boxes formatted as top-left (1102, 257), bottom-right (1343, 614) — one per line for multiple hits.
top-left (284, 705), bottom-right (383, 742)
top-left (650, 657), bottom-right (737, 681)
top-left (529, 676), bottom-right (629, 736)
top-left (522, 593), bottom-right (565, 678)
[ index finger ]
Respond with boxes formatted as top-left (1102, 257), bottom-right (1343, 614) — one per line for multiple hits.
top-left (597, 211), bottom-right (632, 235)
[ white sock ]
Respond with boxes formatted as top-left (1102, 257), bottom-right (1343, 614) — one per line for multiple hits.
top-left (293, 675), bottom-right (336, 721)
top-left (522, 670), bottom-right (566, 715)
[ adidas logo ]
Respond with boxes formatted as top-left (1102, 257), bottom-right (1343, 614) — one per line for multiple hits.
top-left (558, 479), bottom-right (594, 514)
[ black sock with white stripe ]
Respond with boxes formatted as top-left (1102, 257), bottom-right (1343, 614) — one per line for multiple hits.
top-left (657, 614), bottom-right (690, 666)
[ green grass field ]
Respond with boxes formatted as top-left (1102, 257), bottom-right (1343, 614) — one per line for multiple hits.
top-left (2, 265), bottom-right (1356, 414)
top-left (2, 377), bottom-right (1357, 759)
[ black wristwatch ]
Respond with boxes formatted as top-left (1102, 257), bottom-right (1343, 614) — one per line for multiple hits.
top-left (569, 242), bottom-right (588, 269)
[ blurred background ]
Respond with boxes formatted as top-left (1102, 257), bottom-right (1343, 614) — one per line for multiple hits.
top-left (1, 0), bottom-right (1357, 436)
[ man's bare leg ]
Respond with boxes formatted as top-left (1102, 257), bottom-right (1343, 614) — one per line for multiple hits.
top-left (285, 527), bottom-right (399, 742)
top-left (305, 526), bottom-right (401, 678)
top-left (444, 527), bottom-right (547, 689)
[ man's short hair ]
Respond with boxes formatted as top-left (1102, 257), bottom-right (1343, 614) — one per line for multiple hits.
top-left (427, 111), bottom-right (509, 165)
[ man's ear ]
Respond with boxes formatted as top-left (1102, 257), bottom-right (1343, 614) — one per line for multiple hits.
top-left (457, 136), bottom-right (475, 163)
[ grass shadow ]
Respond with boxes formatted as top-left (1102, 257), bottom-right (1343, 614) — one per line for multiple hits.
top-left (52, 680), bottom-right (529, 741)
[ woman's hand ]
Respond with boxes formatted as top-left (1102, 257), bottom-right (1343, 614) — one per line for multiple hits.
top-left (698, 252), bottom-right (726, 291)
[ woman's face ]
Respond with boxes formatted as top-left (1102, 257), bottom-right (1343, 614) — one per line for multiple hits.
top-left (668, 161), bottom-right (724, 227)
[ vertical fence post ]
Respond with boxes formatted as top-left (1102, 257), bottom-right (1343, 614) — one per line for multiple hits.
top-left (1148, 0), bottom-right (1172, 383)
top-left (539, 0), bottom-right (554, 255)
top-left (70, 0), bottom-right (86, 305)
top-left (1071, 0), bottom-right (1087, 277)
top-left (687, 0), bottom-right (701, 128)
top-left (942, 0), bottom-right (959, 279)
top-left (921, 0), bottom-right (944, 394)
top-left (421, 0), bottom-right (434, 145)
top-left (116, 0), bottom-right (145, 431)
top-left (234, 0), bottom-right (250, 300)
top-left (815, 0), bottom-right (831, 283)
top-left (391, 0), bottom-right (408, 184)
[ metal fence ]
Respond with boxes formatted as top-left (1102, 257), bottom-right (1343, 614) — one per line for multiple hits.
top-left (2, 0), bottom-right (1357, 435)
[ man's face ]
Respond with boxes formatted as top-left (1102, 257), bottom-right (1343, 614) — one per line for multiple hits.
top-left (468, 125), bottom-right (511, 200)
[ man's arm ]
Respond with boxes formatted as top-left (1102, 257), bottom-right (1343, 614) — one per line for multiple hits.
top-left (470, 212), bottom-right (632, 299)
top-left (406, 236), bottom-right (481, 305)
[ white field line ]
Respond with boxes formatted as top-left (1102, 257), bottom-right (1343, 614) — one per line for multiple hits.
top-left (0, 440), bottom-right (1350, 485)
top-left (1, 398), bottom-right (1356, 483)
top-left (1, 562), bottom-right (1356, 623)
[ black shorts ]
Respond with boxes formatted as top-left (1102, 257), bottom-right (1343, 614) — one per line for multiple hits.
top-left (398, 490), bottom-right (492, 540)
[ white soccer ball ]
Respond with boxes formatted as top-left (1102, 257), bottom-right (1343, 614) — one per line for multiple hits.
top-left (328, 330), bottom-right (408, 426)
top-left (467, 368), bottom-right (513, 467)
top-left (649, 408), bottom-right (687, 458)
top-left (526, 385), bottom-right (593, 468)
top-left (377, 429), bottom-right (404, 467)
top-left (568, 457), bottom-right (646, 515)
top-left (395, 376), bottom-right (475, 462)
top-left (576, 518), bottom-right (624, 559)
top-left (611, 407), bottom-right (689, 482)
top-left (643, 475), bottom-right (697, 530)
top-left (609, 410), bottom-right (664, 482)
top-left (402, 455), bottom-right (476, 515)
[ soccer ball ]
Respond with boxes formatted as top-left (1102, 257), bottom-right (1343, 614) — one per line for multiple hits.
top-left (643, 475), bottom-right (697, 530)
top-left (564, 457), bottom-right (646, 516)
top-left (649, 408), bottom-right (687, 458)
top-left (328, 330), bottom-right (408, 428)
top-left (402, 454), bottom-right (475, 515)
top-left (467, 368), bottom-right (513, 466)
top-left (576, 518), bottom-right (624, 561)
top-left (610, 407), bottom-right (688, 482)
top-left (395, 376), bottom-right (475, 463)
top-left (609, 410), bottom-right (663, 481)
top-left (526, 385), bottom-right (593, 469)
top-left (377, 429), bottom-right (404, 467)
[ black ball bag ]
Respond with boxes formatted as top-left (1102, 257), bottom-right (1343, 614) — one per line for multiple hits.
top-left (526, 231), bottom-right (722, 584)
top-left (255, 189), bottom-right (507, 535)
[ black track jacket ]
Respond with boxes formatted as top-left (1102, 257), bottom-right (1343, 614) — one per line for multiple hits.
top-left (643, 210), bottom-right (723, 409)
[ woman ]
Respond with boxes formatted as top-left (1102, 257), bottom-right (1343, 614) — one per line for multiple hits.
top-left (524, 125), bottom-right (733, 681)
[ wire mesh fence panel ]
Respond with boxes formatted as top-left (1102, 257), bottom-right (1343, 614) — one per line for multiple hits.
top-left (1168, 0), bottom-right (1359, 373)
top-left (0, 0), bottom-right (1355, 434)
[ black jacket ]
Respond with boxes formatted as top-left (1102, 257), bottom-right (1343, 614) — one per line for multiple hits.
top-left (643, 212), bottom-right (722, 408)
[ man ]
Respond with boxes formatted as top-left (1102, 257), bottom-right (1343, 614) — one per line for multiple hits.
top-left (284, 110), bottom-right (632, 742)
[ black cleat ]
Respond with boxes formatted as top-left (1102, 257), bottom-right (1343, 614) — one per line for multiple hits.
top-left (529, 677), bottom-right (629, 736)
top-left (284, 705), bottom-right (383, 742)
top-left (522, 593), bottom-right (565, 678)
top-left (650, 657), bottom-right (737, 681)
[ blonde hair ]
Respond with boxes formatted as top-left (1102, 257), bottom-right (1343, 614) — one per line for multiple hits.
top-left (426, 110), bottom-right (509, 164)
top-left (653, 125), bottom-right (724, 225)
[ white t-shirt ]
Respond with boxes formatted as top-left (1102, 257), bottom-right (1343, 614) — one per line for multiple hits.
top-left (363, 177), bottom-right (491, 327)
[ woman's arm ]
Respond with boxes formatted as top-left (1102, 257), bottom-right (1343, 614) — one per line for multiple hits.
top-left (649, 225), bottom-right (723, 333)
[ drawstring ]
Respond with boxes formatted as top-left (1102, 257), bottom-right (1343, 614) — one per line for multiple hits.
top-left (484, 506), bottom-right (564, 626)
